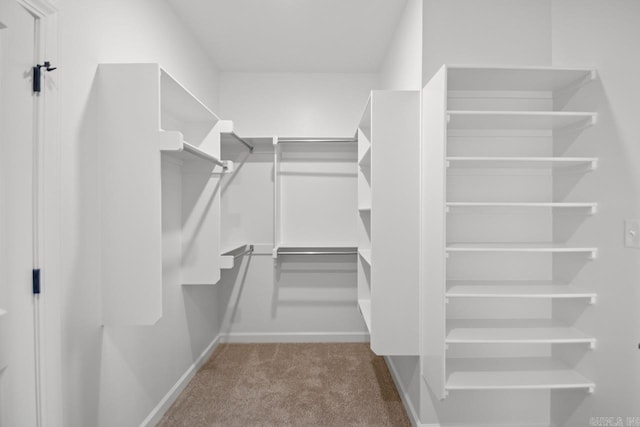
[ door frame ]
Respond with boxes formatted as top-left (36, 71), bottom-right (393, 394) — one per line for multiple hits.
top-left (14, 1), bottom-right (61, 426)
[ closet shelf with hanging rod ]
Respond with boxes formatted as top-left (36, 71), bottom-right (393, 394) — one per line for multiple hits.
top-left (220, 244), bottom-right (254, 269)
top-left (273, 136), bottom-right (358, 259)
top-left (219, 120), bottom-right (254, 152)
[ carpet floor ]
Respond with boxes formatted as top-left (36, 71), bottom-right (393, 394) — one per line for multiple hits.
top-left (157, 343), bottom-right (412, 427)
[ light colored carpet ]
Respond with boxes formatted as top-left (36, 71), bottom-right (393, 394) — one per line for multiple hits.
top-left (158, 343), bottom-right (412, 427)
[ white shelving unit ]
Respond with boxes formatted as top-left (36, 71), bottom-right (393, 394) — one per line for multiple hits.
top-left (356, 91), bottom-right (420, 355)
top-left (97, 63), bottom-right (229, 324)
top-left (421, 65), bottom-right (598, 398)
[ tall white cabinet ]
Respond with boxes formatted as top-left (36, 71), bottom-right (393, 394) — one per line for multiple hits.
top-left (422, 66), bottom-right (599, 398)
top-left (357, 91), bottom-right (420, 355)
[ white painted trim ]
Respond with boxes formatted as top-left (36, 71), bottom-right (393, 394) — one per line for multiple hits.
top-left (139, 335), bottom-right (222, 427)
top-left (385, 356), bottom-right (437, 427)
top-left (222, 332), bottom-right (370, 343)
top-left (16, 0), bottom-right (58, 17)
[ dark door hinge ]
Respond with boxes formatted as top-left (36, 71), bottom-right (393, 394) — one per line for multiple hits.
top-left (32, 269), bottom-right (41, 294)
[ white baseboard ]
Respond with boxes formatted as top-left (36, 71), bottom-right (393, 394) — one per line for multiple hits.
top-left (222, 331), bottom-right (370, 343)
top-left (140, 335), bottom-right (221, 427)
top-left (385, 356), bottom-right (438, 427)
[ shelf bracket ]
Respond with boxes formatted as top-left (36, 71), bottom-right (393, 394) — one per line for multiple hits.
top-left (588, 384), bottom-right (596, 394)
top-left (589, 295), bottom-right (597, 305)
top-left (589, 340), bottom-right (597, 350)
top-left (588, 249), bottom-right (598, 260)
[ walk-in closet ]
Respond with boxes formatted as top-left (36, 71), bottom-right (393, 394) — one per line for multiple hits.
top-left (0, 0), bottom-right (638, 426)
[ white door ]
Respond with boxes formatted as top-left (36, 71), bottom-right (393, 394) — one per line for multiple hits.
top-left (0, 0), bottom-right (39, 425)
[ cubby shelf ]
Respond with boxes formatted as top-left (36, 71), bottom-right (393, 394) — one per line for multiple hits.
top-left (446, 319), bottom-right (596, 347)
top-left (358, 145), bottom-right (371, 167)
top-left (357, 91), bottom-right (420, 356)
top-left (358, 249), bottom-right (372, 266)
top-left (358, 299), bottom-right (372, 334)
top-left (447, 111), bottom-right (597, 130)
top-left (446, 281), bottom-right (596, 301)
top-left (446, 358), bottom-right (595, 393)
top-left (446, 156), bottom-right (597, 170)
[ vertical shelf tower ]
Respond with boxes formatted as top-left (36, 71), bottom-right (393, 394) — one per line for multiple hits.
top-left (357, 91), bottom-right (420, 355)
top-left (422, 66), bottom-right (598, 398)
top-left (97, 63), bottom-right (229, 325)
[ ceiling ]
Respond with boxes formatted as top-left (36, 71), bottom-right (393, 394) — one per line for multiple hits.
top-left (165, 0), bottom-right (408, 73)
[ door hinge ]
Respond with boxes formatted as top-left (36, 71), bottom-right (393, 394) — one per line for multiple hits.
top-left (32, 61), bottom-right (57, 93)
top-left (32, 269), bottom-right (41, 294)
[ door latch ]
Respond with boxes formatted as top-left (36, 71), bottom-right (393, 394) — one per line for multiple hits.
top-left (33, 61), bottom-right (57, 93)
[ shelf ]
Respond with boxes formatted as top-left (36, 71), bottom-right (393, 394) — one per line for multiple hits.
top-left (358, 206), bottom-right (372, 212)
top-left (446, 281), bottom-right (596, 302)
top-left (275, 246), bottom-right (357, 257)
top-left (446, 202), bottom-right (597, 213)
top-left (446, 243), bottom-right (597, 258)
top-left (447, 111), bottom-right (596, 130)
top-left (446, 156), bottom-right (597, 170)
top-left (358, 299), bottom-right (372, 334)
top-left (445, 358), bottom-right (594, 393)
top-left (358, 145), bottom-right (371, 167)
top-left (358, 249), bottom-right (372, 265)
top-left (446, 319), bottom-right (595, 347)
top-left (446, 66), bottom-right (596, 93)
top-left (220, 244), bottom-right (254, 270)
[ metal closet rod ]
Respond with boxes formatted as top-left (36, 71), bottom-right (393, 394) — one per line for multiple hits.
top-left (226, 131), bottom-right (254, 152)
top-left (277, 137), bottom-right (357, 144)
top-left (183, 143), bottom-right (227, 168)
top-left (278, 250), bottom-right (358, 255)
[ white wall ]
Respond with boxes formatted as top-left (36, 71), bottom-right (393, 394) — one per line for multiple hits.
top-left (422, 0), bottom-right (552, 83)
top-left (219, 72), bottom-right (378, 137)
top-left (58, 0), bottom-right (222, 425)
top-left (379, 0), bottom-right (423, 90)
top-left (550, 1), bottom-right (640, 425)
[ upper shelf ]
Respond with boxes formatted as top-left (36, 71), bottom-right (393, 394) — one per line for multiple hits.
top-left (446, 156), bottom-right (597, 170)
top-left (446, 243), bottom-right (597, 258)
top-left (446, 66), bottom-right (596, 93)
top-left (447, 111), bottom-right (597, 130)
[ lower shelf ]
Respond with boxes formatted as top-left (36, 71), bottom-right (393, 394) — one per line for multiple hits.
top-left (446, 319), bottom-right (595, 347)
top-left (358, 299), bottom-right (372, 334)
top-left (446, 280), bottom-right (596, 302)
top-left (445, 358), bottom-right (594, 393)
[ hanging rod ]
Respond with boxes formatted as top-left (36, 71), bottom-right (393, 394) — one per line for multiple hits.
top-left (276, 246), bottom-right (358, 256)
top-left (223, 131), bottom-right (254, 153)
top-left (277, 137), bottom-right (357, 144)
top-left (183, 143), bottom-right (228, 168)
